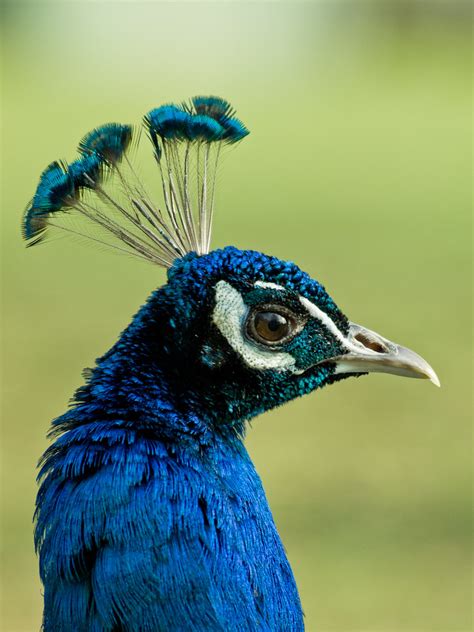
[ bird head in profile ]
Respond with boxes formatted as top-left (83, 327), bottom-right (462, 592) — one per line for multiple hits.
top-left (117, 245), bottom-right (437, 429)
top-left (24, 95), bottom-right (439, 432)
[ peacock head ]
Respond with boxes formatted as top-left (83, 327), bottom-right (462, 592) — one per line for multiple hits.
top-left (117, 245), bottom-right (438, 429)
top-left (23, 95), bottom-right (439, 430)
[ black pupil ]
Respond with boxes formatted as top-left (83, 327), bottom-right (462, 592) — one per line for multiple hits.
top-left (254, 311), bottom-right (289, 342)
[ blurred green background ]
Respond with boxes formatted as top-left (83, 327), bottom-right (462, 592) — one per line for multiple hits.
top-left (1, 1), bottom-right (472, 630)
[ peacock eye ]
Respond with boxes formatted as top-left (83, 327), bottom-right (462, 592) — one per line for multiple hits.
top-left (247, 306), bottom-right (299, 346)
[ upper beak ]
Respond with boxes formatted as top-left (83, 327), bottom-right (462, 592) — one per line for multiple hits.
top-left (333, 322), bottom-right (440, 387)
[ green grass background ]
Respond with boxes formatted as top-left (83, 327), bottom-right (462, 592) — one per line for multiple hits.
top-left (1, 2), bottom-right (472, 630)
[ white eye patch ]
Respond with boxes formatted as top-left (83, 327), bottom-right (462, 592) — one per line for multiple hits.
top-left (212, 280), bottom-right (297, 373)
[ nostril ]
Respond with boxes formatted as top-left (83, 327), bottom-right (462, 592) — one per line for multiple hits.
top-left (354, 332), bottom-right (387, 353)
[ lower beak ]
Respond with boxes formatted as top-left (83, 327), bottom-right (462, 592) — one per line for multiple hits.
top-left (333, 322), bottom-right (440, 387)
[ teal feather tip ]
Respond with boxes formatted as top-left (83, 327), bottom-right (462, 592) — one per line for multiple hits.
top-left (78, 123), bottom-right (133, 164)
top-left (144, 96), bottom-right (249, 150)
top-left (191, 95), bottom-right (235, 119)
top-left (145, 105), bottom-right (193, 142)
top-left (23, 155), bottom-right (105, 245)
top-left (23, 161), bottom-right (74, 245)
top-left (69, 154), bottom-right (104, 189)
top-left (190, 95), bottom-right (249, 143)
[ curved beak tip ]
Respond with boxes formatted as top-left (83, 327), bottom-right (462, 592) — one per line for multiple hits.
top-left (334, 322), bottom-right (441, 388)
top-left (425, 367), bottom-right (441, 388)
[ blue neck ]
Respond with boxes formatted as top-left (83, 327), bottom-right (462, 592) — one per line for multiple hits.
top-left (36, 355), bottom-right (304, 630)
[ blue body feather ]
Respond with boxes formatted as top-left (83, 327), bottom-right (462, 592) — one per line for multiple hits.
top-left (36, 248), bottom-right (350, 630)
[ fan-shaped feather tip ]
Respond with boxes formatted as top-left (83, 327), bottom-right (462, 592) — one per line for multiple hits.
top-left (23, 161), bottom-right (72, 245)
top-left (69, 154), bottom-right (105, 189)
top-left (31, 161), bottom-right (74, 211)
top-left (185, 115), bottom-right (225, 141)
top-left (190, 95), bottom-right (235, 120)
top-left (22, 210), bottom-right (48, 246)
top-left (145, 105), bottom-right (192, 141)
top-left (78, 123), bottom-right (133, 164)
top-left (144, 98), bottom-right (249, 147)
top-left (23, 155), bottom-right (107, 245)
top-left (191, 96), bottom-right (249, 143)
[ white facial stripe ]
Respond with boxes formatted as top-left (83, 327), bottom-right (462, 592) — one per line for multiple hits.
top-left (256, 281), bottom-right (353, 352)
top-left (298, 296), bottom-right (351, 347)
top-left (299, 296), bottom-right (379, 356)
top-left (254, 281), bottom-right (285, 291)
top-left (213, 280), bottom-right (297, 373)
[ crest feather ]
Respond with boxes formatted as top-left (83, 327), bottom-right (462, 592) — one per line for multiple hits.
top-left (23, 95), bottom-right (249, 265)
top-left (78, 123), bottom-right (133, 164)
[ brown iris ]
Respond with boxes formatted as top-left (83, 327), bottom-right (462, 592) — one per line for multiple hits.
top-left (247, 307), bottom-right (299, 345)
top-left (254, 312), bottom-right (289, 342)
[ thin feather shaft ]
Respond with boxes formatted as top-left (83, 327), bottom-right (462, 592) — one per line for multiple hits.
top-left (139, 199), bottom-right (186, 256)
top-left (90, 191), bottom-right (176, 262)
top-left (74, 200), bottom-right (171, 266)
top-left (47, 221), bottom-right (154, 263)
top-left (157, 162), bottom-right (185, 249)
top-left (183, 143), bottom-right (199, 251)
top-left (123, 156), bottom-right (152, 203)
top-left (165, 157), bottom-right (194, 252)
top-left (130, 200), bottom-right (181, 260)
top-left (196, 142), bottom-right (202, 249)
top-left (200, 142), bottom-right (211, 255)
top-left (206, 143), bottom-right (222, 252)
top-left (169, 144), bottom-right (198, 251)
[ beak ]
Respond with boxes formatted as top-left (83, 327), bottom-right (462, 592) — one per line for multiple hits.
top-left (333, 322), bottom-right (440, 387)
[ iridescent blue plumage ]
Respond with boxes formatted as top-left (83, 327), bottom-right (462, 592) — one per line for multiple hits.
top-left (35, 248), bottom-right (347, 630)
top-left (26, 95), bottom-right (438, 631)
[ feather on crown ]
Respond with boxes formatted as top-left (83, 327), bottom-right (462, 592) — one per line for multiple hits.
top-left (23, 96), bottom-right (249, 266)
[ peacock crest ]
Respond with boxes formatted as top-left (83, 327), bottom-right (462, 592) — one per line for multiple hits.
top-left (23, 96), bottom-right (249, 267)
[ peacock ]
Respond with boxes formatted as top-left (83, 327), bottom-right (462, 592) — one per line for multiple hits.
top-left (24, 96), bottom-right (439, 631)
